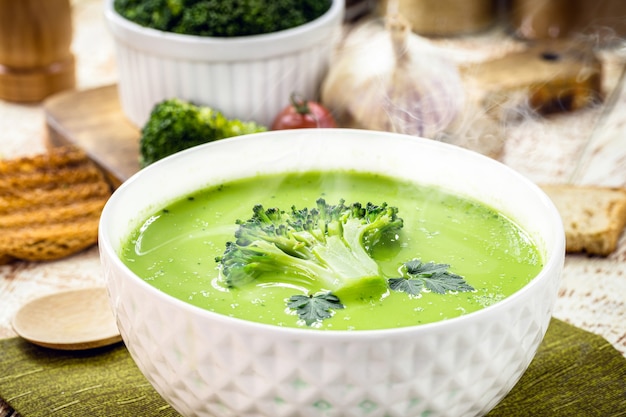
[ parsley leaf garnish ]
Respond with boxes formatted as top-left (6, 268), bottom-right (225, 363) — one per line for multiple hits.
top-left (287, 292), bottom-right (345, 326)
top-left (388, 259), bottom-right (475, 296)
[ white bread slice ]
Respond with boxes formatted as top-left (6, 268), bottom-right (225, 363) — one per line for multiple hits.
top-left (540, 184), bottom-right (626, 256)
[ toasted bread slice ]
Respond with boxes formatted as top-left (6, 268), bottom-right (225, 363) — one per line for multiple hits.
top-left (541, 184), bottom-right (626, 256)
top-left (0, 146), bottom-right (112, 264)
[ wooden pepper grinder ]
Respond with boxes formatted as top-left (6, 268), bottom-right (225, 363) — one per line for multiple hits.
top-left (0, 0), bottom-right (76, 102)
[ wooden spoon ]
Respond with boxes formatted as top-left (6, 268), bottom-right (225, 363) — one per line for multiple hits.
top-left (12, 287), bottom-right (122, 350)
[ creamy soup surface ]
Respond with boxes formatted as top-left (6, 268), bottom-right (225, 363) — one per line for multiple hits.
top-left (121, 170), bottom-right (543, 330)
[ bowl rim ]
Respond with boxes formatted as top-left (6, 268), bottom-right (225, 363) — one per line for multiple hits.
top-left (99, 128), bottom-right (565, 341)
top-left (103, 0), bottom-right (345, 61)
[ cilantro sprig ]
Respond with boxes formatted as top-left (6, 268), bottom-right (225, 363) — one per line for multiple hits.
top-left (287, 292), bottom-right (345, 326)
top-left (388, 259), bottom-right (475, 296)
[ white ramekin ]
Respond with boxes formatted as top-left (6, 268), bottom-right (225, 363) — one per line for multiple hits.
top-left (103, 0), bottom-right (345, 127)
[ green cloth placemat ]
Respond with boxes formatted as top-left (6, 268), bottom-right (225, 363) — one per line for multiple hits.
top-left (487, 318), bottom-right (626, 417)
top-left (1, 318), bottom-right (625, 417)
top-left (0, 340), bottom-right (178, 417)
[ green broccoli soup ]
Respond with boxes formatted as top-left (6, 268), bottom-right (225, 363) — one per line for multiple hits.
top-left (121, 170), bottom-right (543, 330)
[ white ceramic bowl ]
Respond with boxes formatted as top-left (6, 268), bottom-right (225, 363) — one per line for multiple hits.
top-left (103, 0), bottom-right (344, 127)
top-left (99, 129), bottom-right (565, 417)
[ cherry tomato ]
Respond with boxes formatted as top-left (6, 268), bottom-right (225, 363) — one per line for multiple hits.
top-left (271, 93), bottom-right (337, 130)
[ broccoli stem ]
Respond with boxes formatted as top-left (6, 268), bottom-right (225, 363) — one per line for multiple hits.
top-left (312, 236), bottom-right (380, 285)
top-left (251, 235), bottom-right (386, 300)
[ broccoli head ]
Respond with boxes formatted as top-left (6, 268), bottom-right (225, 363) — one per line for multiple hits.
top-left (114, 0), bottom-right (332, 37)
top-left (139, 98), bottom-right (266, 167)
top-left (216, 198), bottom-right (404, 301)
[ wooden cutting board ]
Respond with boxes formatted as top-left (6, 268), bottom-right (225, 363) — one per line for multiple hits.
top-left (43, 84), bottom-right (140, 188)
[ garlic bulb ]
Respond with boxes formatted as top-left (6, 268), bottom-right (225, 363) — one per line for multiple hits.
top-left (321, 15), bottom-right (465, 139)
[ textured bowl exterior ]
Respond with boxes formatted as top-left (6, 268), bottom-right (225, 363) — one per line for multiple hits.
top-left (103, 0), bottom-right (344, 127)
top-left (99, 129), bottom-right (565, 417)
